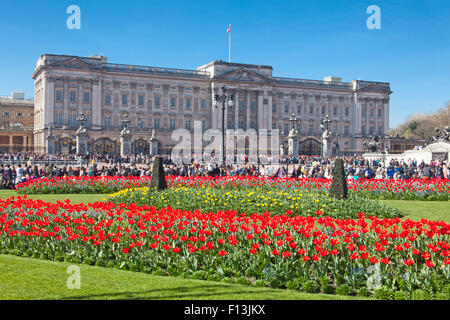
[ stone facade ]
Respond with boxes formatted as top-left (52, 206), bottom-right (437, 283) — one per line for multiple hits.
top-left (0, 93), bottom-right (34, 152)
top-left (32, 54), bottom-right (392, 155)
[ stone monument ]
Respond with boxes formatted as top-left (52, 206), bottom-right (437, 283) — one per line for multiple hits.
top-left (76, 113), bottom-right (89, 155)
top-left (46, 125), bottom-right (56, 154)
top-left (322, 128), bottom-right (332, 157)
top-left (120, 115), bottom-right (132, 156)
top-left (287, 127), bottom-right (299, 156)
top-left (149, 129), bottom-right (158, 156)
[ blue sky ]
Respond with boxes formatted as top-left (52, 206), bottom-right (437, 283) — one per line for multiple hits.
top-left (1, 0), bottom-right (449, 128)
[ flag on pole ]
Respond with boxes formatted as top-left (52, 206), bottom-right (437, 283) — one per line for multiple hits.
top-left (227, 24), bottom-right (231, 62)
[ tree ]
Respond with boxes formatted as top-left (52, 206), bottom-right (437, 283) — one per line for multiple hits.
top-left (390, 101), bottom-right (450, 140)
top-left (329, 158), bottom-right (348, 199)
top-left (149, 156), bottom-right (167, 190)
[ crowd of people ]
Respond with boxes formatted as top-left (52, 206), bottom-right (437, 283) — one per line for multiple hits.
top-left (0, 152), bottom-right (448, 189)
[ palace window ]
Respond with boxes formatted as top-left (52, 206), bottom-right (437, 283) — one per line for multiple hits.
top-left (185, 119), bottom-right (191, 130)
top-left (309, 123), bottom-right (314, 135)
top-left (121, 94), bottom-right (128, 106)
top-left (344, 125), bottom-right (349, 136)
top-left (55, 113), bottom-right (63, 125)
top-left (284, 104), bottom-right (289, 113)
top-left (70, 91), bottom-right (76, 103)
top-left (69, 114), bottom-right (77, 126)
top-left (104, 116), bottom-right (111, 128)
top-left (309, 104), bottom-right (314, 114)
top-left (186, 98), bottom-right (191, 109)
top-left (138, 95), bottom-right (145, 107)
top-left (201, 99), bottom-right (206, 110)
top-left (170, 119), bottom-right (176, 130)
top-left (83, 92), bottom-right (90, 103)
top-left (16, 112), bottom-right (23, 117)
top-left (378, 108), bottom-right (382, 117)
top-left (55, 90), bottom-right (63, 102)
top-left (154, 118), bottom-right (160, 129)
top-left (345, 107), bottom-right (350, 116)
top-left (297, 105), bottom-right (302, 114)
top-left (138, 118), bottom-right (144, 128)
top-left (154, 96), bottom-right (160, 108)
top-left (3, 112), bottom-right (9, 117)
top-left (322, 105), bottom-right (326, 115)
top-left (105, 94), bottom-right (111, 105)
top-left (202, 120), bottom-right (206, 131)
top-left (170, 97), bottom-right (176, 108)
top-left (333, 106), bottom-right (338, 116)
top-left (272, 103), bottom-right (276, 113)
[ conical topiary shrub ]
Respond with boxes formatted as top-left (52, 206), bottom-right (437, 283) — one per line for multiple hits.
top-left (150, 156), bottom-right (167, 190)
top-left (329, 158), bottom-right (348, 199)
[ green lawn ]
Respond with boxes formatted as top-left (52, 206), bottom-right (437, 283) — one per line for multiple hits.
top-left (0, 190), bottom-right (108, 204)
top-left (0, 254), bottom-right (368, 300)
top-left (381, 200), bottom-right (450, 223)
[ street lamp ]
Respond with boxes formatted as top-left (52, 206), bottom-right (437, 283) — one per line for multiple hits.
top-left (333, 131), bottom-right (344, 156)
top-left (289, 113), bottom-right (298, 131)
top-left (213, 86), bottom-right (234, 165)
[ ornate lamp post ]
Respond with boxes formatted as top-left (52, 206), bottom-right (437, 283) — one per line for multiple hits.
top-left (333, 131), bottom-right (344, 156)
top-left (213, 86), bottom-right (234, 165)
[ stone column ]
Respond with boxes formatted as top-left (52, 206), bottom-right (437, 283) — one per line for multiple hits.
top-left (77, 78), bottom-right (83, 115)
top-left (63, 77), bottom-right (69, 125)
top-left (92, 78), bottom-right (102, 128)
top-left (23, 136), bottom-right (27, 152)
top-left (257, 91), bottom-right (263, 130)
top-left (246, 90), bottom-right (251, 130)
top-left (383, 98), bottom-right (389, 135)
top-left (9, 135), bottom-right (13, 153)
top-left (267, 93), bottom-right (273, 130)
top-left (234, 90), bottom-right (239, 129)
top-left (46, 128), bottom-right (56, 154)
top-left (211, 86), bottom-right (217, 129)
top-left (45, 77), bottom-right (55, 126)
top-left (353, 93), bottom-right (361, 135)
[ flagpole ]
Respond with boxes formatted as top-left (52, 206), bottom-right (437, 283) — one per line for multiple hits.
top-left (228, 24), bottom-right (231, 63)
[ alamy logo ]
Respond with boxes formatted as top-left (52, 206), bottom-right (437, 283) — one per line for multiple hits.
top-left (366, 5), bottom-right (381, 30)
top-left (66, 5), bottom-right (81, 30)
top-left (66, 265), bottom-right (81, 289)
top-left (170, 121), bottom-right (280, 166)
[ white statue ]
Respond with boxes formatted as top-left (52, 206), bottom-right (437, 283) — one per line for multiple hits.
top-left (287, 128), bottom-right (299, 156)
top-left (322, 129), bottom-right (331, 157)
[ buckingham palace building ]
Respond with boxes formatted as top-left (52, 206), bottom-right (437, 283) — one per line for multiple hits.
top-left (32, 54), bottom-right (392, 156)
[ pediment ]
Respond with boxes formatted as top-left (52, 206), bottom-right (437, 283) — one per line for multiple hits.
top-left (48, 58), bottom-right (99, 70)
top-left (216, 68), bottom-right (272, 83)
top-left (358, 83), bottom-right (391, 94)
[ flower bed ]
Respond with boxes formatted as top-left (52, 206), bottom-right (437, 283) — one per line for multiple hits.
top-left (109, 186), bottom-right (404, 219)
top-left (16, 176), bottom-right (450, 201)
top-left (1, 196), bottom-right (449, 299)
